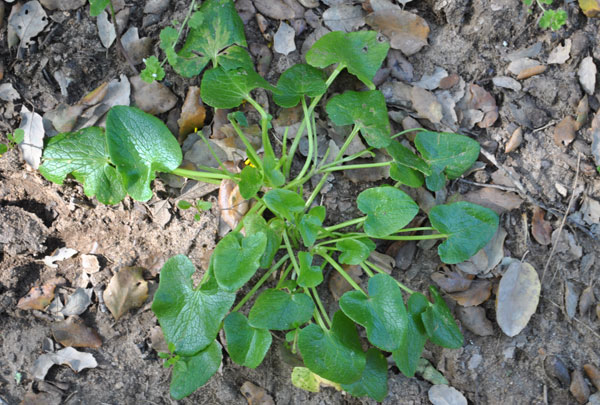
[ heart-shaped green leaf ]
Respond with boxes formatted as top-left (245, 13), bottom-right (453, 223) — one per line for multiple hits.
top-left (273, 64), bottom-right (327, 108)
top-left (248, 289), bottom-right (314, 330)
top-left (415, 132), bottom-right (479, 179)
top-left (89, 0), bottom-right (110, 16)
top-left (297, 252), bottom-right (323, 288)
top-left (39, 127), bottom-right (126, 205)
top-left (224, 312), bottom-right (272, 368)
top-left (213, 232), bottom-right (267, 291)
top-left (239, 165), bottom-right (263, 199)
top-left (106, 106), bottom-right (182, 202)
top-left (298, 311), bottom-right (366, 384)
top-left (170, 340), bottom-right (222, 400)
top-left (339, 273), bottom-right (408, 352)
top-left (298, 213), bottom-right (324, 247)
top-left (243, 214), bottom-right (283, 269)
top-left (263, 189), bottom-right (305, 222)
top-left (393, 292), bottom-right (428, 377)
top-left (326, 90), bottom-right (392, 148)
top-left (390, 163), bottom-right (425, 188)
top-left (425, 167), bottom-right (445, 192)
top-left (421, 286), bottom-right (463, 348)
top-left (306, 31), bottom-right (389, 89)
top-left (201, 66), bottom-right (275, 109)
top-left (151, 255), bottom-right (236, 356)
top-left (386, 141), bottom-right (431, 175)
top-left (341, 348), bottom-right (388, 402)
top-left (429, 201), bottom-right (499, 264)
top-left (357, 187), bottom-right (419, 237)
top-left (336, 238), bottom-right (376, 265)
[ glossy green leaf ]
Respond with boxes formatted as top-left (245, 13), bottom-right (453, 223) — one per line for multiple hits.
top-left (393, 292), bottom-right (428, 377)
top-left (213, 231), bottom-right (267, 291)
top-left (326, 90), bottom-right (391, 148)
top-left (89, 0), bottom-right (110, 16)
top-left (339, 273), bottom-right (408, 352)
top-left (341, 348), bottom-right (388, 402)
top-left (308, 206), bottom-right (326, 222)
top-left (414, 132), bottom-right (479, 179)
top-left (357, 187), bottom-right (419, 237)
top-left (218, 45), bottom-right (254, 71)
top-left (390, 163), bottom-right (424, 188)
top-left (336, 238), bottom-right (375, 265)
top-left (248, 289), bottom-right (314, 330)
top-left (298, 311), bottom-right (366, 384)
top-left (170, 340), bottom-right (222, 400)
top-left (263, 189), bottom-right (305, 222)
top-left (297, 252), bottom-right (323, 288)
top-left (39, 127), bottom-right (126, 205)
top-left (263, 154), bottom-right (285, 187)
top-left (106, 106), bottom-right (182, 202)
top-left (243, 214), bottom-right (283, 269)
top-left (425, 168), bottom-right (445, 192)
top-left (273, 64), bottom-right (327, 108)
top-left (239, 165), bottom-right (263, 199)
top-left (140, 56), bottom-right (166, 83)
top-left (298, 213), bottom-right (323, 247)
top-left (224, 312), bottom-right (272, 368)
top-left (151, 255), bottom-right (236, 356)
top-left (429, 201), bottom-right (499, 264)
top-left (421, 286), bottom-right (463, 349)
top-left (201, 66), bottom-right (275, 109)
top-left (386, 141), bottom-right (431, 175)
top-left (306, 31), bottom-right (389, 89)
top-left (0, 144), bottom-right (7, 156)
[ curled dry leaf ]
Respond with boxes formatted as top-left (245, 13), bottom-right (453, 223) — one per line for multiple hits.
top-left (51, 315), bottom-right (102, 348)
top-left (365, 9), bottom-right (429, 56)
top-left (17, 279), bottom-right (62, 310)
top-left (31, 347), bottom-right (97, 380)
top-left (579, 286), bottom-right (595, 316)
top-left (240, 381), bottom-right (275, 405)
top-left (584, 364), bottom-right (600, 391)
top-left (574, 95), bottom-right (589, 131)
top-left (553, 116), bottom-right (577, 147)
top-left (448, 280), bottom-right (492, 307)
top-left (531, 207), bottom-right (552, 245)
top-left (431, 267), bottom-right (473, 293)
top-left (219, 178), bottom-right (249, 231)
top-left (496, 261), bottom-right (540, 337)
top-left (104, 267), bottom-right (149, 320)
top-left (505, 127), bottom-right (523, 153)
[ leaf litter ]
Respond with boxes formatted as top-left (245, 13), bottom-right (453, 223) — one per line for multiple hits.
top-left (31, 347), bottom-right (98, 380)
top-left (104, 267), bottom-right (149, 320)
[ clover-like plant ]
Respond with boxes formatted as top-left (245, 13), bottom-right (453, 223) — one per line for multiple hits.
top-left (523, 0), bottom-right (567, 30)
top-left (0, 129), bottom-right (24, 157)
top-left (39, 0), bottom-right (499, 400)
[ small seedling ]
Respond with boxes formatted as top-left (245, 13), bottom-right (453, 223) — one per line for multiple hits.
top-left (178, 199), bottom-right (212, 221)
top-left (523, 0), bottom-right (567, 30)
top-left (0, 129), bottom-right (24, 157)
top-left (39, 0), bottom-right (499, 400)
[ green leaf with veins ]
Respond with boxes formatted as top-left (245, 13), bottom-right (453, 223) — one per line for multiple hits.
top-left (140, 56), bottom-right (166, 83)
top-left (421, 286), bottom-right (463, 348)
top-left (218, 45), bottom-right (254, 71)
top-left (273, 64), bottom-right (327, 108)
top-left (201, 66), bottom-right (276, 109)
top-left (393, 292), bottom-right (428, 377)
top-left (357, 187), bottom-right (419, 237)
top-left (414, 131), bottom-right (480, 179)
top-left (263, 189), bottom-right (305, 222)
top-left (89, 0), bottom-right (110, 16)
top-left (298, 311), bottom-right (366, 384)
top-left (224, 312), bottom-right (272, 368)
top-left (326, 90), bottom-right (392, 148)
top-left (390, 163), bottom-right (425, 188)
top-left (248, 289), bottom-right (314, 330)
top-left (298, 213), bottom-right (324, 247)
top-left (170, 340), bottom-right (222, 400)
top-left (339, 273), bottom-right (408, 352)
top-left (106, 106), bottom-right (182, 202)
top-left (8, 129), bottom-right (24, 145)
top-left (213, 231), bottom-right (267, 291)
top-left (243, 214), bottom-right (283, 269)
top-left (386, 141), bottom-right (431, 175)
top-left (297, 252), bottom-right (323, 288)
top-left (239, 165), bottom-right (263, 199)
top-left (341, 348), bottom-right (388, 402)
top-left (151, 255), bottom-right (236, 356)
top-left (428, 201), bottom-right (499, 264)
top-left (306, 31), bottom-right (390, 89)
top-left (39, 127), bottom-right (126, 205)
top-left (425, 168), bottom-right (445, 192)
top-left (336, 238), bottom-right (375, 265)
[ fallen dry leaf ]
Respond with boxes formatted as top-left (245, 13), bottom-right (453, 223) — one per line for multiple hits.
top-left (274, 21), bottom-right (297, 54)
top-left (254, 0), bottom-right (299, 19)
top-left (492, 76), bottom-right (521, 92)
top-left (218, 178), bottom-right (249, 231)
top-left (8, 0), bottom-right (48, 48)
top-left (578, 57), bottom-right (597, 95)
top-left (240, 381), bottom-right (275, 405)
top-left (43, 247), bottom-right (78, 268)
top-left (581, 196), bottom-right (600, 226)
top-left (97, 10), bottom-right (116, 48)
top-left (579, 286), bottom-right (596, 316)
top-left (592, 110), bottom-right (600, 168)
top-left (329, 264), bottom-right (362, 301)
top-left (31, 347), bottom-right (97, 380)
top-left (39, 0), bottom-right (86, 10)
top-left (61, 287), bottom-right (93, 317)
top-left (570, 369), bottom-right (590, 404)
top-left (461, 187), bottom-right (523, 214)
top-left (17, 281), bottom-right (60, 311)
top-left (81, 254), bottom-right (100, 274)
top-left (365, 9), bottom-right (429, 56)
top-left (431, 267), bottom-right (473, 293)
top-left (553, 116), bottom-right (577, 147)
top-left (516, 65), bottom-right (547, 80)
top-left (103, 267), bottom-right (149, 320)
top-left (459, 84), bottom-right (498, 128)
top-left (496, 261), bottom-right (540, 337)
top-left (505, 127), bottom-right (523, 153)
top-left (368, 251), bottom-right (395, 274)
top-left (457, 227), bottom-right (507, 275)
top-left (51, 316), bottom-right (102, 348)
top-left (574, 95), bottom-right (589, 131)
top-left (547, 39), bottom-right (571, 64)
top-left (579, 0), bottom-right (600, 16)
top-left (323, 5), bottom-right (365, 32)
top-left (18, 106), bottom-right (45, 169)
top-left (449, 280), bottom-right (491, 307)
top-left (531, 207), bottom-right (552, 245)
top-left (130, 75), bottom-right (177, 115)
top-left (410, 86), bottom-right (443, 123)
top-left (564, 281), bottom-right (580, 320)
top-left (584, 364), bottom-right (600, 391)
top-left (456, 306), bottom-right (494, 336)
top-left (120, 27), bottom-right (152, 65)
top-left (507, 58), bottom-right (541, 75)
top-left (428, 385), bottom-right (467, 405)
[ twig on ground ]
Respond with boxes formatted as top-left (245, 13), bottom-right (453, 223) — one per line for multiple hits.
top-left (532, 121), bottom-right (557, 133)
top-left (458, 178), bottom-right (520, 193)
top-left (543, 295), bottom-right (600, 340)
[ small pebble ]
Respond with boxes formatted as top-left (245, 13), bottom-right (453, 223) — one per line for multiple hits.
top-left (570, 369), bottom-right (590, 404)
top-left (545, 356), bottom-right (571, 388)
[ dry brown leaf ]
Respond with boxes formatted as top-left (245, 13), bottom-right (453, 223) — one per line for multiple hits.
top-left (579, 286), bottom-right (596, 316)
top-left (17, 278), bottom-right (63, 310)
top-left (178, 86), bottom-right (206, 141)
top-left (449, 280), bottom-right (491, 307)
top-left (51, 315), bottom-right (102, 348)
top-left (218, 178), bottom-right (249, 231)
top-left (240, 381), bottom-right (275, 405)
top-left (456, 306), bottom-right (494, 336)
top-left (564, 281), bottom-right (580, 319)
top-left (431, 267), bottom-right (473, 293)
top-left (410, 86), bottom-right (443, 123)
top-left (130, 75), bottom-right (177, 115)
top-left (516, 65), bottom-right (547, 80)
top-left (583, 364), bottom-right (600, 391)
top-left (531, 207), bottom-right (552, 245)
top-left (553, 116), bottom-right (577, 147)
top-left (460, 84), bottom-right (498, 128)
top-left (496, 261), bottom-right (540, 337)
top-left (329, 264), bottom-right (362, 300)
top-left (505, 127), bottom-right (523, 153)
top-left (457, 227), bottom-right (507, 275)
top-left (575, 95), bottom-right (589, 131)
top-left (365, 10), bottom-right (429, 56)
top-left (579, 0), bottom-right (600, 16)
top-left (570, 369), bottom-right (590, 404)
top-left (461, 187), bottom-right (523, 214)
top-left (103, 267), bottom-right (148, 320)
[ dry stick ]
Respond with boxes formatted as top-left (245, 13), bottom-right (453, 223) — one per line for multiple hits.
top-left (543, 295), bottom-right (600, 340)
top-left (541, 153), bottom-right (581, 284)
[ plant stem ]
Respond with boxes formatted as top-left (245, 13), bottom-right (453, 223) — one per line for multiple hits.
top-left (390, 127), bottom-right (429, 140)
top-left (376, 234), bottom-right (448, 241)
top-left (322, 161), bottom-right (391, 173)
top-left (276, 263), bottom-right (294, 289)
top-left (171, 167), bottom-right (234, 180)
top-left (323, 217), bottom-right (366, 233)
top-left (160, 0), bottom-right (197, 68)
top-left (313, 308), bottom-right (328, 330)
top-left (232, 254), bottom-right (289, 312)
top-left (319, 252), bottom-right (366, 295)
top-left (364, 261), bottom-right (414, 294)
top-left (359, 262), bottom-right (375, 277)
top-left (230, 118), bottom-right (262, 170)
top-left (310, 287), bottom-right (331, 328)
top-left (282, 231), bottom-right (301, 277)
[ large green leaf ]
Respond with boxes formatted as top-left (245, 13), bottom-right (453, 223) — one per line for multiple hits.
top-left (263, 189), bottom-right (305, 222)
top-left (357, 187), bottom-right (419, 237)
top-left (89, 0), bottom-right (110, 16)
top-left (390, 163), bottom-right (425, 188)
top-left (393, 292), bottom-right (428, 377)
top-left (414, 132), bottom-right (479, 179)
top-left (306, 31), bottom-right (389, 89)
top-left (298, 311), bottom-right (366, 384)
top-left (39, 127), bottom-right (126, 205)
top-left (170, 340), bottom-right (222, 400)
top-left (326, 90), bottom-right (392, 148)
top-left (151, 255), bottom-right (236, 356)
top-left (429, 202), bottom-right (499, 264)
top-left (341, 348), bottom-right (388, 402)
top-left (336, 238), bottom-right (375, 265)
top-left (273, 64), bottom-right (327, 108)
top-left (243, 214), bottom-right (283, 269)
top-left (421, 286), bottom-right (463, 348)
top-left (201, 66), bottom-right (275, 109)
top-left (224, 312), bottom-right (272, 368)
top-left (339, 273), bottom-right (408, 352)
top-left (297, 252), bottom-right (323, 288)
top-left (248, 289), bottom-right (314, 330)
top-left (386, 141), bottom-right (431, 175)
top-left (106, 106), bottom-right (182, 202)
top-left (213, 232), bottom-right (267, 291)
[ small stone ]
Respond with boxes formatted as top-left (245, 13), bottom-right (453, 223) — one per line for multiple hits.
top-left (493, 76), bottom-right (522, 92)
top-left (555, 183), bottom-right (568, 197)
top-left (428, 385), bottom-right (467, 405)
top-left (570, 369), bottom-right (590, 404)
top-left (545, 356), bottom-right (571, 388)
top-left (578, 57), bottom-right (597, 95)
top-left (583, 364), bottom-right (600, 391)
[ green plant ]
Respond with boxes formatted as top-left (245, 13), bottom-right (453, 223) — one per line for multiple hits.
top-left (523, 0), bottom-right (567, 30)
top-left (0, 129), bottom-right (24, 157)
top-left (39, 0), bottom-right (499, 400)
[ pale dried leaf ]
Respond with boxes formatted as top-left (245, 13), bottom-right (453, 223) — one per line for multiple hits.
top-left (579, 286), bottom-right (595, 316)
top-left (581, 196), bottom-right (600, 226)
top-left (218, 178), bottom-right (249, 231)
top-left (492, 76), bottom-right (521, 92)
top-left (461, 188), bottom-right (523, 214)
top-left (507, 58), bottom-right (540, 76)
top-left (505, 127), bottom-right (523, 153)
top-left (130, 75), bottom-right (177, 115)
top-left (448, 280), bottom-right (491, 307)
top-left (31, 347), bottom-right (97, 380)
top-left (254, 0), bottom-right (299, 19)
top-left (51, 316), bottom-right (102, 348)
top-left (0, 82), bottom-right (20, 102)
top-left (8, 0), bottom-right (48, 48)
top-left (428, 385), bottom-right (467, 405)
top-left (61, 288), bottom-right (93, 317)
top-left (414, 67), bottom-right (448, 90)
top-left (329, 264), bottom-right (362, 300)
top-left (43, 247), bottom-right (78, 268)
top-left (574, 95), bottom-right (589, 131)
top-left (456, 306), bottom-right (494, 336)
top-left (547, 39), bottom-right (571, 64)
top-left (365, 10), bottom-right (429, 56)
top-left (18, 106), bottom-right (45, 169)
top-left (592, 110), bottom-right (600, 168)
top-left (431, 268), bottom-right (473, 293)
top-left (564, 281), bottom-right (580, 320)
top-left (578, 57), bottom-right (596, 95)
top-left (81, 254), bottom-right (100, 274)
top-left (97, 10), bottom-right (116, 49)
top-left (410, 86), bottom-right (442, 123)
top-left (39, 0), bottom-right (86, 10)
top-left (274, 22), bottom-right (296, 55)
top-left (323, 5), bottom-right (365, 32)
top-left (104, 267), bottom-right (148, 320)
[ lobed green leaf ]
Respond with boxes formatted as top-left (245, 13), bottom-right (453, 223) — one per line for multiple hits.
top-left (393, 292), bottom-right (429, 377)
top-left (357, 187), bottom-right (419, 237)
top-left (414, 131), bottom-right (479, 179)
top-left (213, 232), bottom-right (267, 291)
top-left (243, 214), bottom-right (283, 269)
top-left (263, 189), bottom-right (305, 222)
top-left (248, 289), bottom-right (314, 330)
top-left (297, 252), bottom-right (323, 288)
top-left (170, 340), bottom-right (222, 400)
top-left (224, 312), bottom-right (272, 368)
top-left (273, 64), bottom-right (327, 108)
top-left (201, 66), bottom-right (275, 109)
top-left (336, 238), bottom-right (375, 265)
top-left (421, 286), bottom-right (463, 348)
top-left (341, 348), bottom-right (388, 402)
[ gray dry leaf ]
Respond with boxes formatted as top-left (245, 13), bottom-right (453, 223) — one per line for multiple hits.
top-left (103, 267), bottom-right (149, 320)
top-left (547, 39), bottom-right (571, 64)
top-left (62, 288), bottom-right (93, 317)
top-left (253, 0), bottom-right (299, 20)
top-left (457, 227), bottom-right (507, 275)
top-left (431, 268), bottom-right (472, 293)
top-left (411, 86), bottom-right (443, 123)
top-left (564, 281), bottom-right (580, 320)
top-left (39, 0), bottom-right (86, 10)
top-left (18, 106), bottom-right (45, 169)
top-left (366, 10), bottom-right (429, 56)
top-left (507, 58), bottom-right (541, 76)
top-left (31, 347), bottom-right (97, 380)
top-left (553, 116), bottom-right (576, 147)
top-left (428, 385), bottom-right (468, 405)
top-left (273, 22), bottom-right (296, 55)
top-left (130, 75), bottom-right (177, 115)
top-left (456, 306), bottom-right (494, 336)
top-left (0, 82), bottom-right (20, 102)
top-left (150, 200), bottom-right (171, 228)
top-left (8, 1), bottom-right (48, 48)
top-left (460, 187), bottom-right (523, 214)
top-left (323, 5), bottom-right (365, 32)
top-left (492, 76), bottom-right (522, 92)
top-left (496, 261), bottom-right (540, 337)
top-left (43, 247), bottom-right (78, 268)
top-left (414, 67), bottom-right (448, 90)
top-left (581, 196), bottom-right (600, 226)
top-left (121, 27), bottom-right (153, 65)
top-left (97, 10), bottom-right (116, 49)
top-left (592, 110), bottom-right (600, 167)
top-left (578, 57), bottom-right (596, 95)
